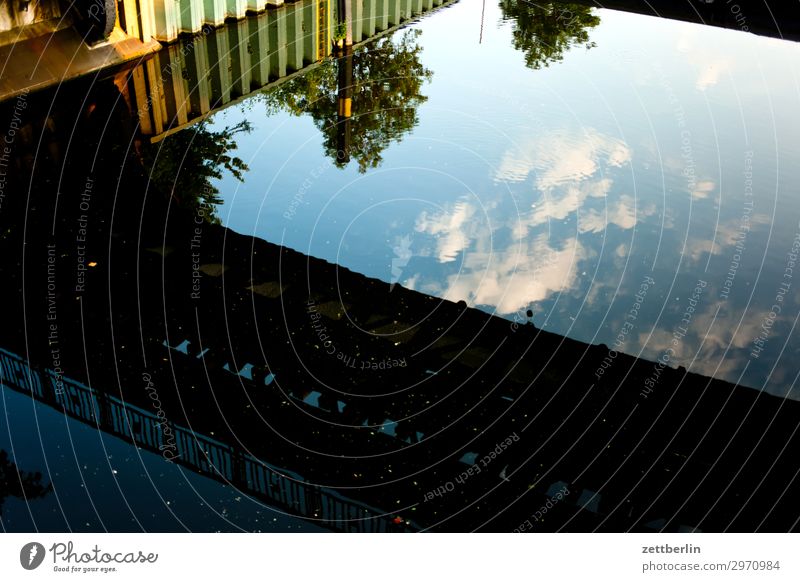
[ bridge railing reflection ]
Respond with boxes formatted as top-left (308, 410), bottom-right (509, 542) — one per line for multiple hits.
top-left (0, 347), bottom-right (405, 532)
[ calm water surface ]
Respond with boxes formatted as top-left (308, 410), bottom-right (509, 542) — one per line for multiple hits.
top-left (4, 0), bottom-right (800, 533)
top-left (207, 0), bottom-right (800, 396)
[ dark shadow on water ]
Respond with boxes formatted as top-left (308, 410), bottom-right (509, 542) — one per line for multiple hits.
top-left (0, 450), bottom-right (52, 517)
top-left (141, 120), bottom-right (253, 224)
top-left (569, 0), bottom-right (800, 41)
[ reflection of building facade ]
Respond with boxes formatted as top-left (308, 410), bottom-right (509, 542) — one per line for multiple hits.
top-left (0, 0), bottom-right (448, 103)
top-left (126, 0), bottom-right (451, 141)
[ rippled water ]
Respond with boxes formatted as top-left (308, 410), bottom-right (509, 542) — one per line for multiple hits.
top-left (207, 0), bottom-right (800, 396)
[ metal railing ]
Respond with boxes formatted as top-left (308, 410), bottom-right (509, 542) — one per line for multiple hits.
top-left (0, 347), bottom-right (405, 532)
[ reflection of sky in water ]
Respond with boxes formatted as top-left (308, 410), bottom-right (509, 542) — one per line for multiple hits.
top-left (210, 1), bottom-right (800, 396)
top-left (0, 387), bottom-right (325, 531)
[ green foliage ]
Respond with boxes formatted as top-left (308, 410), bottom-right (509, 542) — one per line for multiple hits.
top-left (499, 1), bottom-right (600, 70)
top-left (333, 21), bottom-right (348, 41)
top-left (142, 121), bottom-right (253, 222)
top-left (264, 29), bottom-right (432, 173)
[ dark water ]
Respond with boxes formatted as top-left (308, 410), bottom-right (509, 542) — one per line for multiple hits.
top-left (2, 0), bottom-right (800, 533)
top-left (0, 380), bottom-right (326, 532)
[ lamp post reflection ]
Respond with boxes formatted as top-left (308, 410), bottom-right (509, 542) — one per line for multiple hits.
top-left (335, 44), bottom-right (354, 164)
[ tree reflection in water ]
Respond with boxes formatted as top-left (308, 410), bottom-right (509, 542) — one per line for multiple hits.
top-left (0, 450), bottom-right (52, 516)
top-left (499, 1), bottom-right (600, 70)
top-left (264, 30), bottom-right (433, 173)
top-left (141, 121), bottom-right (253, 223)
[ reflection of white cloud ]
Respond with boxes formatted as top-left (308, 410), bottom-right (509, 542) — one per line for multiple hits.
top-left (608, 143), bottom-right (633, 168)
top-left (688, 214), bottom-right (768, 261)
top-left (675, 27), bottom-right (733, 92)
top-left (587, 178), bottom-right (613, 198)
top-left (405, 127), bottom-right (632, 318)
top-left (494, 155), bottom-right (534, 184)
top-left (436, 234), bottom-right (586, 314)
top-left (531, 186), bottom-right (583, 224)
top-left (538, 144), bottom-right (601, 189)
top-left (696, 60), bottom-right (731, 91)
top-left (510, 180), bottom-right (606, 240)
top-left (415, 200), bottom-right (477, 263)
top-left (716, 221), bottom-right (746, 248)
top-left (698, 307), bottom-right (764, 351)
top-left (495, 128), bottom-right (635, 240)
top-left (685, 238), bottom-right (719, 261)
top-left (578, 195), bottom-right (638, 234)
top-left (495, 129), bottom-right (631, 189)
top-left (687, 214), bottom-right (759, 262)
top-left (635, 299), bottom-right (785, 386)
top-left (692, 180), bottom-right (716, 200)
top-left (676, 32), bottom-right (693, 54)
top-left (409, 127), bottom-right (637, 318)
top-left (662, 156), bottom-right (718, 199)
